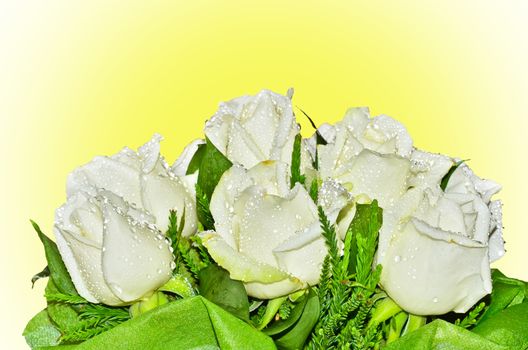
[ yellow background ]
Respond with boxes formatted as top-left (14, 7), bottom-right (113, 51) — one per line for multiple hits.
top-left (1, 1), bottom-right (527, 347)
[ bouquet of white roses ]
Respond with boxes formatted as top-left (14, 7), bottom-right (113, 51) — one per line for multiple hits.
top-left (24, 90), bottom-right (527, 350)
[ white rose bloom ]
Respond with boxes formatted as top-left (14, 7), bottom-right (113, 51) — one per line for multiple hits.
top-left (377, 155), bottom-right (503, 315)
top-left (204, 90), bottom-right (312, 171)
top-left (67, 134), bottom-right (197, 236)
top-left (317, 108), bottom-right (413, 210)
top-left (316, 110), bottom-right (504, 315)
top-left (316, 107), bottom-right (413, 177)
top-left (200, 160), bottom-right (351, 299)
top-left (54, 190), bottom-right (175, 306)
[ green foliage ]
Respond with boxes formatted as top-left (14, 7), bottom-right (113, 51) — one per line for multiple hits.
top-left (274, 289), bottom-right (320, 350)
top-left (191, 235), bottom-right (212, 266)
top-left (178, 235), bottom-right (209, 279)
top-left (290, 133), bottom-right (306, 188)
top-left (26, 221), bottom-right (129, 347)
top-left (185, 142), bottom-right (206, 175)
top-left (385, 319), bottom-right (507, 350)
top-left (31, 220), bottom-right (78, 295)
top-left (193, 138), bottom-right (232, 230)
top-left (309, 178), bottom-right (319, 203)
top-left (480, 269), bottom-right (528, 323)
top-left (264, 296), bottom-right (308, 336)
top-left (296, 107), bottom-right (327, 170)
top-left (45, 293), bottom-right (88, 305)
top-left (197, 138), bottom-right (233, 202)
top-left (455, 302), bottom-right (487, 329)
top-left (43, 279), bottom-right (130, 344)
top-left (440, 159), bottom-right (466, 191)
top-left (198, 264), bottom-right (250, 321)
top-left (38, 297), bottom-right (276, 350)
top-left (251, 303), bottom-right (268, 326)
top-left (472, 303), bottom-right (528, 349)
top-left (307, 201), bottom-right (384, 349)
top-left (61, 304), bottom-right (130, 343)
top-left (257, 297), bottom-right (288, 330)
top-left (196, 183), bottom-right (215, 230)
top-left (23, 309), bottom-right (61, 349)
top-left (166, 210), bottom-right (210, 285)
top-left (278, 298), bottom-right (296, 320)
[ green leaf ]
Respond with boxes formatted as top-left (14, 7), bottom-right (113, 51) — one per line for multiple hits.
top-left (39, 297), bottom-right (275, 350)
top-left (297, 108), bottom-right (327, 147)
top-left (23, 309), bottom-right (61, 349)
top-left (455, 302), bottom-right (486, 329)
top-left (203, 299), bottom-right (276, 350)
top-left (308, 179), bottom-right (319, 202)
top-left (197, 138), bottom-right (233, 202)
top-left (480, 269), bottom-right (527, 323)
top-left (440, 160), bottom-right (466, 191)
top-left (186, 142), bottom-right (206, 175)
top-left (290, 133), bottom-right (305, 188)
top-left (31, 220), bottom-right (78, 295)
top-left (350, 201), bottom-right (383, 287)
top-left (274, 289), bottom-right (320, 350)
top-left (472, 302), bottom-right (528, 349)
top-left (196, 184), bottom-right (215, 230)
top-left (45, 279), bottom-right (83, 334)
top-left (385, 319), bottom-right (507, 350)
top-left (198, 264), bottom-right (250, 321)
top-left (263, 294), bottom-right (308, 336)
top-left (297, 107), bottom-right (327, 169)
top-left (32, 265), bottom-right (50, 288)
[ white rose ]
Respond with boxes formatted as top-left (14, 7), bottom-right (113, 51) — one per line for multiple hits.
top-left (54, 190), bottom-right (175, 305)
top-left (316, 107), bottom-right (413, 179)
top-left (200, 160), bottom-right (351, 299)
top-left (378, 161), bottom-right (502, 315)
top-left (316, 110), bottom-right (504, 315)
top-left (67, 134), bottom-right (197, 236)
top-left (317, 109), bottom-right (413, 211)
top-left (376, 153), bottom-right (503, 315)
top-left (204, 90), bottom-right (312, 171)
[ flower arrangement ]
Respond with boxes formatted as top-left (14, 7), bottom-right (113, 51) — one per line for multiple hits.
top-left (24, 90), bottom-right (528, 349)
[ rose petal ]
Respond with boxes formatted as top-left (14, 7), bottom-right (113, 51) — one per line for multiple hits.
top-left (101, 202), bottom-right (173, 303)
top-left (138, 134), bottom-right (163, 174)
top-left (488, 200), bottom-right (505, 262)
top-left (55, 226), bottom-right (122, 305)
top-left (200, 231), bottom-right (290, 284)
top-left (336, 150), bottom-right (411, 209)
top-left (237, 184), bottom-right (318, 268)
top-left (381, 218), bottom-right (491, 315)
top-left (67, 156), bottom-right (142, 207)
top-left (141, 173), bottom-right (196, 235)
top-left (273, 221), bottom-right (327, 286)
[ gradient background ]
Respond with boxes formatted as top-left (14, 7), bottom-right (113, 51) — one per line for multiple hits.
top-left (1, 1), bottom-right (527, 348)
